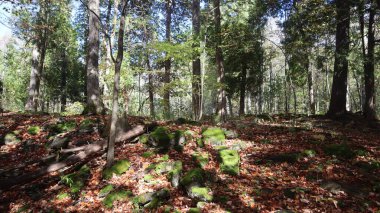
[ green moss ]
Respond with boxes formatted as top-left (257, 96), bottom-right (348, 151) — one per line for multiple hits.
top-left (158, 154), bottom-right (170, 161)
top-left (56, 192), bottom-right (70, 200)
top-left (190, 187), bottom-right (213, 201)
top-left (323, 144), bottom-right (356, 159)
top-left (79, 119), bottom-right (95, 129)
top-left (150, 127), bottom-right (171, 144)
top-left (139, 134), bottom-right (149, 144)
top-left (192, 152), bottom-right (209, 168)
top-left (27, 126), bottom-right (41, 135)
top-left (3, 133), bottom-right (21, 145)
top-left (188, 208), bottom-right (201, 213)
top-left (103, 190), bottom-right (133, 208)
top-left (196, 138), bottom-right (204, 148)
top-left (103, 160), bottom-right (131, 179)
top-left (144, 174), bottom-right (154, 182)
top-left (51, 121), bottom-right (76, 133)
top-left (219, 149), bottom-right (240, 175)
top-left (142, 151), bottom-right (154, 158)
top-left (180, 168), bottom-right (204, 186)
top-left (202, 127), bottom-right (225, 146)
top-left (302, 149), bottom-right (316, 158)
top-left (99, 185), bottom-right (114, 197)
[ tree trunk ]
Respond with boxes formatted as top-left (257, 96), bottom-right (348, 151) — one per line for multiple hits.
top-left (86, 0), bottom-right (104, 114)
top-left (307, 57), bottom-right (315, 115)
top-left (106, 0), bottom-right (127, 168)
top-left (60, 51), bottom-right (68, 112)
top-left (239, 61), bottom-right (247, 116)
top-left (192, 0), bottom-right (202, 121)
top-left (25, 46), bottom-right (40, 112)
top-left (214, 0), bottom-right (226, 123)
top-left (327, 0), bottom-right (350, 116)
top-left (362, 1), bottom-right (377, 120)
top-left (163, 0), bottom-right (172, 119)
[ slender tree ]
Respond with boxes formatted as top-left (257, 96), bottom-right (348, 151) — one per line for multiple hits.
top-left (214, 0), bottom-right (226, 122)
top-left (106, 0), bottom-right (128, 167)
top-left (192, 0), bottom-right (202, 120)
top-left (327, 0), bottom-right (350, 116)
top-left (163, 0), bottom-right (173, 119)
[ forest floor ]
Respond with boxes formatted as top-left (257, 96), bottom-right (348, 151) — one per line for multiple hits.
top-left (0, 113), bottom-right (379, 213)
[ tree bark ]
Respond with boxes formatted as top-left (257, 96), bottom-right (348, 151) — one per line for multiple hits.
top-left (163, 0), bottom-right (172, 119)
top-left (60, 50), bottom-right (68, 112)
top-left (362, 1), bottom-right (377, 120)
top-left (327, 0), bottom-right (350, 116)
top-left (192, 0), bottom-right (202, 121)
top-left (86, 0), bottom-right (104, 114)
top-left (106, 0), bottom-right (128, 168)
top-left (239, 61), bottom-right (247, 116)
top-left (214, 0), bottom-right (226, 123)
top-left (25, 46), bottom-right (40, 112)
top-left (307, 57), bottom-right (315, 115)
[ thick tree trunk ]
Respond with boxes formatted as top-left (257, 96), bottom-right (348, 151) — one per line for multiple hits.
top-left (327, 0), bottom-right (350, 116)
top-left (163, 0), bottom-right (172, 119)
top-left (214, 0), bottom-right (226, 123)
top-left (362, 2), bottom-right (377, 120)
top-left (192, 0), bottom-right (202, 121)
top-left (25, 46), bottom-right (40, 112)
top-left (106, 0), bottom-right (127, 168)
top-left (86, 0), bottom-right (104, 114)
top-left (239, 62), bottom-right (247, 116)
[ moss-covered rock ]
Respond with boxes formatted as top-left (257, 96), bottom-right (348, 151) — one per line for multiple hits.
top-left (139, 134), bottom-right (149, 144)
top-left (141, 151), bottom-right (154, 158)
top-left (173, 130), bottom-right (187, 151)
top-left (196, 138), bottom-right (204, 148)
top-left (302, 149), bottom-right (317, 158)
top-left (99, 185), bottom-right (114, 197)
top-left (202, 127), bottom-right (225, 146)
top-left (49, 133), bottom-right (70, 149)
top-left (3, 132), bottom-right (21, 145)
top-left (323, 143), bottom-right (356, 159)
top-left (180, 168), bottom-right (205, 187)
top-left (49, 121), bottom-right (76, 134)
top-left (148, 127), bottom-right (173, 150)
top-left (60, 165), bottom-right (90, 194)
top-left (27, 126), bottom-right (41, 135)
top-left (192, 152), bottom-right (209, 168)
top-left (219, 149), bottom-right (240, 175)
top-left (223, 129), bottom-right (239, 139)
top-left (188, 208), bottom-right (201, 213)
top-left (167, 161), bottom-right (183, 188)
top-left (133, 188), bottom-right (170, 209)
top-left (103, 190), bottom-right (133, 208)
top-left (103, 160), bottom-right (131, 179)
top-left (189, 187), bottom-right (213, 202)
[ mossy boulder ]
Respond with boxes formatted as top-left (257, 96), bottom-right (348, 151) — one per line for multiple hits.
top-left (167, 161), bottom-right (183, 188)
top-left (219, 149), bottom-right (240, 175)
top-left (196, 138), bottom-right (204, 148)
top-left (192, 152), bottom-right (209, 168)
top-left (180, 168), bottom-right (205, 187)
top-left (173, 130), bottom-right (187, 151)
top-left (189, 187), bottom-right (213, 202)
top-left (49, 133), bottom-right (70, 149)
top-left (27, 126), bottom-right (41, 135)
top-left (188, 208), bottom-right (201, 213)
top-left (103, 159), bottom-right (131, 179)
top-left (49, 121), bottom-right (76, 134)
top-left (3, 132), bottom-right (21, 145)
top-left (202, 127), bottom-right (225, 146)
top-left (323, 143), bottom-right (356, 159)
top-left (103, 190), bottom-right (133, 208)
top-left (139, 134), bottom-right (149, 144)
top-left (60, 165), bottom-right (90, 194)
top-left (133, 188), bottom-right (170, 209)
top-left (223, 128), bottom-right (239, 139)
top-left (148, 127), bottom-right (173, 150)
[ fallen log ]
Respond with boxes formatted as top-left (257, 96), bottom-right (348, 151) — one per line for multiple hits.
top-left (0, 123), bottom-right (156, 191)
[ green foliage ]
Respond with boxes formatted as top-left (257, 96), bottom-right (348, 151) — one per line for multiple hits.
top-left (141, 151), bottom-right (155, 158)
top-left (192, 152), bottom-right (210, 168)
top-left (188, 208), bottom-right (201, 213)
top-left (56, 192), bottom-right (70, 200)
top-left (99, 185), bottom-right (114, 197)
top-left (27, 126), bottom-right (41, 135)
top-left (79, 119), bottom-right (95, 129)
top-left (60, 165), bottom-right (90, 194)
top-left (63, 102), bottom-right (85, 116)
top-left (50, 121), bottom-right (76, 133)
top-left (103, 160), bottom-right (131, 179)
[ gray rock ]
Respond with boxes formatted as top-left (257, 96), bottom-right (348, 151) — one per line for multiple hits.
top-left (49, 134), bottom-right (70, 149)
